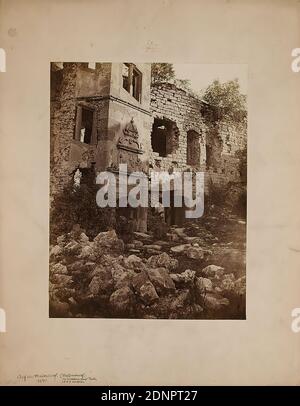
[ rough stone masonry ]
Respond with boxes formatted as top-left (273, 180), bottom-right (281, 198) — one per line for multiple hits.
top-left (50, 62), bottom-right (247, 232)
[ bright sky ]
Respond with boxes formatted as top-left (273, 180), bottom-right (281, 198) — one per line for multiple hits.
top-left (173, 64), bottom-right (248, 96)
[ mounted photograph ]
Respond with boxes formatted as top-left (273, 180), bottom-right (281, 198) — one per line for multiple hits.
top-left (49, 62), bottom-right (247, 319)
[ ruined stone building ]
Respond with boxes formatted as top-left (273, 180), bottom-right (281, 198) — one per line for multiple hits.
top-left (50, 62), bottom-right (247, 232)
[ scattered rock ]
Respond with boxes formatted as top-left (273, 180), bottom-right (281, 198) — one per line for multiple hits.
top-left (234, 276), bottom-right (246, 295)
top-left (133, 232), bottom-right (152, 241)
top-left (50, 245), bottom-right (63, 260)
top-left (170, 244), bottom-right (190, 254)
top-left (204, 294), bottom-right (230, 310)
top-left (64, 240), bottom-right (81, 255)
top-left (88, 267), bottom-right (114, 296)
top-left (94, 230), bottom-right (124, 255)
top-left (172, 227), bottom-right (186, 237)
top-left (220, 273), bottom-right (235, 291)
top-left (79, 245), bottom-right (96, 260)
top-left (195, 277), bottom-right (213, 293)
top-left (201, 264), bottom-right (225, 278)
top-left (170, 269), bottom-right (196, 287)
top-left (185, 246), bottom-right (204, 260)
top-left (50, 263), bottom-right (68, 275)
top-left (132, 240), bottom-right (144, 249)
top-left (147, 252), bottom-right (178, 272)
top-left (144, 244), bottom-right (162, 251)
top-left (51, 274), bottom-right (73, 286)
top-left (123, 254), bottom-right (145, 272)
top-left (167, 233), bottom-right (180, 242)
top-left (132, 272), bottom-right (159, 305)
top-left (79, 232), bottom-right (89, 244)
top-left (147, 267), bottom-right (175, 295)
top-left (57, 235), bottom-right (66, 247)
top-left (109, 287), bottom-right (135, 316)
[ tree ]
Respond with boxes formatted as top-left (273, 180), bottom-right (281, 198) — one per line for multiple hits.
top-left (151, 63), bottom-right (175, 84)
top-left (202, 79), bottom-right (246, 122)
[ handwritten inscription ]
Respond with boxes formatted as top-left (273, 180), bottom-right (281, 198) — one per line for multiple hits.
top-left (17, 373), bottom-right (97, 385)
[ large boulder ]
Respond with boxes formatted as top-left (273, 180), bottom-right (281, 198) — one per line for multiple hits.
top-left (170, 269), bottom-right (196, 287)
top-left (195, 277), bottom-right (213, 293)
top-left (79, 245), bottom-right (96, 260)
top-left (88, 267), bottom-right (114, 296)
top-left (147, 267), bottom-right (175, 295)
top-left (132, 271), bottom-right (159, 305)
top-left (170, 244), bottom-right (190, 254)
top-left (201, 264), bottom-right (225, 278)
top-left (234, 276), bottom-right (246, 295)
top-left (50, 263), bottom-right (68, 275)
top-left (204, 294), bottom-right (230, 310)
top-left (50, 245), bottom-right (63, 261)
top-left (64, 240), bottom-right (81, 256)
top-left (147, 252), bottom-right (178, 272)
top-left (220, 273), bottom-right (235, 292)
top-left (185, 246), bottom-right (204, 260)
top-left (51, 274), bottom-right (73, 287)
top-left (123, 254), bottom-right (146, 272)
top-left (67, 260), bottom-right (95, 273)
top-left (93, 230), bottom-right (124, 256)
top-left (109, 287), bottom-right (135, 316)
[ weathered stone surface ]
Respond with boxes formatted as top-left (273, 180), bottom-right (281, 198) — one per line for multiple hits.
top-left (51, 274), bottom-right (73, 286)
top-left (234, 276), bottom-right (246, 295)
top-left (64, 240), bottom-right (81, 255)
top-left (132, 240), bottom-right (143, 249)
top-left (172, 228), bottom-right (187, 238)
top-left (220, 273), bottom-right (235, 291)
top-left (79, 232), bottom-right (89, 244)
top-left (147, 267), bottom-right (175, 295)
top-left (123, 254), bottom-right (146, 272)
top-left (204, 294), bottom-right (230, 310)
top-left (93, 230), bottom-right (124, 255)
top-left (50, 263), bottom-right (68, 275)
top-left (147, 252), bottom-right (178, 272)
top-left (133, 232), bottom-right (152, 241)
top-left (57, 235), bottom-right (67, 247)
top-left (109, 287), bottom-right (135, 316)
top-left (195, 277), bottom-right (213, 293)
top-left (88, 267), bottom-right (114, 296)
top-left (144, 244), bottom-right (162, 251)
top-left (170, 269), bottom-right (196, 287)
top-left (201, 264), bottom-right (225, 278)
top-left (132, 272), bottom-right (159, 305)
top-left (67, 260), bottom-right (95, 273)
top-left (79, 245), bottom-right (96, 260)
top-left (50, 245), bottom-right (63, 260)
top-left (185, 246), bottom-right (204, 260)
top-left (170, 244), bottom-right (190, 254)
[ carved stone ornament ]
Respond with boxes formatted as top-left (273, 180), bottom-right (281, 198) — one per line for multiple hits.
top-left (117, 118), bottom-right (143, 154)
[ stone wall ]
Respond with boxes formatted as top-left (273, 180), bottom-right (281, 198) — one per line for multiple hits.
top-left (150, 82), bottom-right (247, 193)
top-left (150, 83), bottom-right (207, 173)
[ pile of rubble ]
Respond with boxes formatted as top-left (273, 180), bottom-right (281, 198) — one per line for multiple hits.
top-left (49, 223), bottom-right (246, 319)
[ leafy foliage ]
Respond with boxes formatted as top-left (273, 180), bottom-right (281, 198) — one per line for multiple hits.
top-left (50, 172), bottom-right (115, 244)
top-left (202, 79), bottom-right (247, 122)
top-left (151, 63), bottom-right (175, 84)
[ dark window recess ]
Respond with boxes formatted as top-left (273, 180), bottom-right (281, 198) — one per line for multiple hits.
top-left (122, 63), bottom-right (142, 102)
top-left (80, 108), bottom-right (94, 144)
top-left (187, 130), bottom-right (200, 166)
top-left (151, 117), bottom-right (179, 157)
top-left (74, 106), bottom-right (95, 144)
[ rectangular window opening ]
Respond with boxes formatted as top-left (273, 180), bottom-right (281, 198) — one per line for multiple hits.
top-left (122, 63), bottom-right (142, 102)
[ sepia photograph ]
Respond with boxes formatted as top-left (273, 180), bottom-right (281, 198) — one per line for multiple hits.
top-left (49, 62), bottom-right (247, 319)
